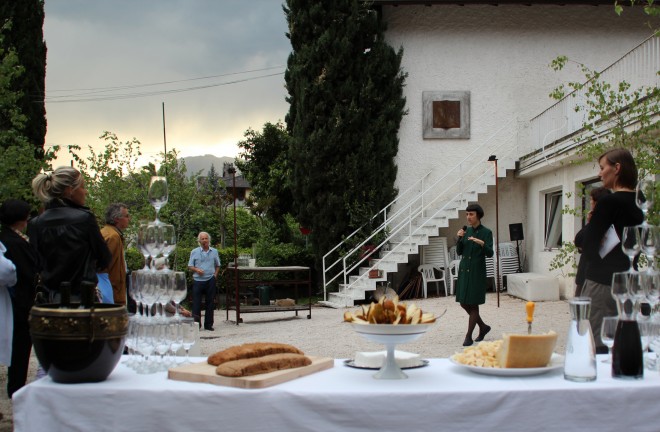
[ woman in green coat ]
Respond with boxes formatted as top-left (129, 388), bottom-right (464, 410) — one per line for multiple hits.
top-left (455, 204), bottom-right (494, 347)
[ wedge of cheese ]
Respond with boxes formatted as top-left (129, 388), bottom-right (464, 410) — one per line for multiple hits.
top-left (496, 331), bottom-right (558, 368)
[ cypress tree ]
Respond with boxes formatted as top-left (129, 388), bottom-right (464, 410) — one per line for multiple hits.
top-left (284, 0), bottom-right (407, 266)
top-left (0, 0), bottom-right (47, 154)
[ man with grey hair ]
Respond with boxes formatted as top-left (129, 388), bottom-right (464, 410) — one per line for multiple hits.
top-left (188, 231), bottom-right (220, 330)
top-left (97, 203), bottom-right (130, 305)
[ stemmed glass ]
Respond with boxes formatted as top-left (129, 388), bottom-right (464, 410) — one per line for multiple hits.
top-left (612, 272), bottom-right (633, 318)
top-left (621, 226), bottom-right (641, 272)
top-left (136, 323), bottom-right (156, 374)
top-left (641, 270), bottom-right (660, 320)
top-left (137, 223), bottom-right (151, 270)
top-left (640, 225), bottom-right (658, 271)
top-left (159, 224), bottom-right (176, 271)
top-left (167, 323), bottom-right (184, 366)
top-left (600, 316), bottom-right (617, 364)
top-left (171, 272), bottom-right (188, 320)
top-left (636, 179), bottom-right (655, 225)
top-left (148, 176), bottom-right (168, 224)
top-left (145, 224), bottom-right (164, 269)
top-left (181, 319), bottom-right (198, 365)
top-left (154, 323), bottom-right (172, 371)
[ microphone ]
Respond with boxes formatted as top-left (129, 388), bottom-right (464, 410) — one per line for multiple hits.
top-left (458, 225), bottom-right (467, 242)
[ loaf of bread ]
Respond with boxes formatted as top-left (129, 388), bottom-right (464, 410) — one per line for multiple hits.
top-left (207, 342), bottom-right (304, 366)
top-left (496, 331), bottom-right (558, 368)
top-left (215, 353), bottom-right (312, 377)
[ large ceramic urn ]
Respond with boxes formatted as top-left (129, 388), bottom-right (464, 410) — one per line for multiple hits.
top-left (29, 299), bottom-right (129, 384)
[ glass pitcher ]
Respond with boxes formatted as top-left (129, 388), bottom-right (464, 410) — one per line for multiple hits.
top-left (564, 297), bottom-right (597, 382)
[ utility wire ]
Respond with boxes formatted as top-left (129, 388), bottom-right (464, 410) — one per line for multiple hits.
top-left (44, 67), bottom-right (285, 103)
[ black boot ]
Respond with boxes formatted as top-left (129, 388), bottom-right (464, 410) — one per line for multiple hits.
top-left (475, 324), bottom-right (491, 342)
top-left (463, 336), bottom-right (473, 346)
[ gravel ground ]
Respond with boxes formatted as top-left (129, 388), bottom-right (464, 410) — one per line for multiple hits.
top-left (0, 292), bottom-right (572, 431)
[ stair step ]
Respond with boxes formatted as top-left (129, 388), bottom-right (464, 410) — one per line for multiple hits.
top-left (324, 153), bottom-right (519, 302)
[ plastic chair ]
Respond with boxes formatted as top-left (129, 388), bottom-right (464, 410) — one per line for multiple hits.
top-left (418, 264), bottom-right (446, 298)
top-left (448, 259), bottom-right (460, 295)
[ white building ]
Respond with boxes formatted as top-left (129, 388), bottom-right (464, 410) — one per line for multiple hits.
top-left (322, 1), bottom-right (658, 306)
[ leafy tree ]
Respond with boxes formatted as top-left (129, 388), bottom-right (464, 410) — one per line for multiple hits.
top-left (284, 0), bottom-right (407, 268)
top-left (236, 121), bottom-right (293, 241)
top-left (0, 2), bottom-right (47, 152)
top-left (547, 48), bottom-right (659, 273)
top-left (0, 22), bottom-right (54, 205)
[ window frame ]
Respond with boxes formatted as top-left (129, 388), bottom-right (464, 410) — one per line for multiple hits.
top-left (544, 189), bottom-right (563, 250)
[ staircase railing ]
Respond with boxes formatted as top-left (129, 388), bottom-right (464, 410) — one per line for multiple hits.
top-left (322, 117), bottom-right (522, 301)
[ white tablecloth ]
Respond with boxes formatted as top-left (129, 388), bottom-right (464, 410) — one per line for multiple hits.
top-left (13, 356), bottom-right (660, 432)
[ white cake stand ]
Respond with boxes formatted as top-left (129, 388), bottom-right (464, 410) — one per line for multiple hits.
top-left (351, 323), bottom-right (434, 379)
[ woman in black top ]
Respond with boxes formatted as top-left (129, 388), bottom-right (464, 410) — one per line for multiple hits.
top-left (29, 167), bottom-right (111, 301)
top-left (574, 187), bottom-right (611, 296)
top-left (581, 149), bottom-right (643, 353)
top-left (0, 199), bottom-right (39, 397)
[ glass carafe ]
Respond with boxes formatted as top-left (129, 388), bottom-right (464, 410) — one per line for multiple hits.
top-left (611, 272), bottom-right (644, 379)
top-left (564, 297), bottom-right (597, 382)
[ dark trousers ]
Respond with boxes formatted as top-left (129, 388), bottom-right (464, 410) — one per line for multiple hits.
top-left (192, 277), bottom-right (215, 329)
top-left (7, 303), bottom-right (32, 398)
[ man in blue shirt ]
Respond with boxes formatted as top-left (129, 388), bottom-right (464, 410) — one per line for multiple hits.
top-left (188, 232), bottom-right (220, 331)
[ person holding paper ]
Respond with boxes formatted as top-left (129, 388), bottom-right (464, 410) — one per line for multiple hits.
top-left (574, 187), bottom-right (611, 296)
top-left (581, 148), bottom-right (643, 353)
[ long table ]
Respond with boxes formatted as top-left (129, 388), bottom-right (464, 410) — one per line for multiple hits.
top-left (13, 356), bottom-right (660, 432)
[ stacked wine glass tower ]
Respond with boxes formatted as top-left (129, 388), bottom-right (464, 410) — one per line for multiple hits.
top-left (125, 176), bottom-right (198, 374)
top-left (609, 179), bottom-right (658, 379)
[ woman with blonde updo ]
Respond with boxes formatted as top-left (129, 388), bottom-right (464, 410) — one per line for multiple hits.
top-left (29, 166), bottom-right (111, 302)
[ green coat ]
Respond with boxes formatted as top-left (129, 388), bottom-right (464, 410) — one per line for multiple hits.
top-left (455, 224), bottom-right (494, 305)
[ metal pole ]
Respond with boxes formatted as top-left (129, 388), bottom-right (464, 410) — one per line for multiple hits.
top-left (494, 159), bottom-right (500, 307)
top-left (229, 166), bottom-right (239, 324)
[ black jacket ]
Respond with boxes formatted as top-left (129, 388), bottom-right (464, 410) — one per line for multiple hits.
top-left (0, 227), bottom-right (39, 311)
top-left (28, 199), bottom-right (111, 295)
top-left (582, 191), bottom-right (643, 285)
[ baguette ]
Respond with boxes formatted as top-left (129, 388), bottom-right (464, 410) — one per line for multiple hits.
top-left (207, 342), bottom-right (304, 366)
top-left (215, 353), bottom-right (312, 377)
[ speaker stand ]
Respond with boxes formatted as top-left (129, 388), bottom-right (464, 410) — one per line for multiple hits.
top-left (515, 240), bottom-right (523, 273)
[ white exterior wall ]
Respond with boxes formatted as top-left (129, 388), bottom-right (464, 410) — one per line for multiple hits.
top-left (380, 4), bottom-right (651, 292)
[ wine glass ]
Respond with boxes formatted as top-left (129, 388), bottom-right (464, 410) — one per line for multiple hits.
top-left (600, 316), bottom-right (618, 364)
top-left (641, 270), bottom-right (660, 320)
top-left (171, 272), bottom-right (188, 320)
top-left (137, 223), bottom-right (151, 270)
top-left (167, 323), bottom-right (184, 366)
top-left (621, 226), bottom-right (641, 272)
top-left (611, 272), bottom-right (633, 318)
top-left (628, 272), bottom-right (646, 317)
top-left (136, 322), bottom-right (156, 374)
top-left (636, 179), bottom-right (655, 223)
top-left (181, 319), bottom-right (198, 365)
top-left (154, 323), bottom-right (171, 371)
top-left (155, 272), bottom-right (172, 322)
top-left (160, 224), bottom-right (176, 271)
top-left (148, 176), bottom-right (168, 223)
top-left (145, 223), bottom-right (164, 269)
top-left (640, 225), bottom-right (658, 271)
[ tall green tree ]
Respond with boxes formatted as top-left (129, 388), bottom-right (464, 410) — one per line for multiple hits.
top-left (284, 0), bottom-right (407, 266)
top-left (0, 1), bottom-right (46, 152)
top-left (236, 121), bottom-right (293, 242)
top-left (0, 22), bottom-right (54, 204)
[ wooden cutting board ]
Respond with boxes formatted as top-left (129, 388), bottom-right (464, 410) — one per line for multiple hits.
top-left (168, 356), bottom-right (334, 389)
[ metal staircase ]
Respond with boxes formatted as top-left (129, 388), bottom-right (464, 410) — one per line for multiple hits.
top-left (320, 118), bottom-right (522, 308)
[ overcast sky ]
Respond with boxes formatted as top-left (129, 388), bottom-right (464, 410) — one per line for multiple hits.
top-left (43, 0), bottom-right (291, 168)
